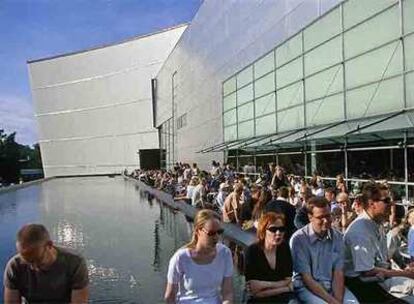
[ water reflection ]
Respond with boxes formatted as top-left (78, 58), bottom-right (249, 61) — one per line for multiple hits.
top-left (0, 177), bottom-right (245, 303)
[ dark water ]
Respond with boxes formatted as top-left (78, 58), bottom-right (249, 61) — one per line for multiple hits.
top-left (0, 177), bottom-right (244, 303)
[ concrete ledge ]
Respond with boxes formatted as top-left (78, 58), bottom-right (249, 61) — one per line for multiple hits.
top-left (0, 177), bottom-right (56, 195)
top-left (123, 175), bottom-right (257, 247)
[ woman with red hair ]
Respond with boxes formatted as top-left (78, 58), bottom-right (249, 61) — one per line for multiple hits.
top-left (244, 212), bottom-right (294, 303)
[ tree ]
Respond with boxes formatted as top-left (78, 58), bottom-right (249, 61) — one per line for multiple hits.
top-left (0, 129), bottom-right (20, 183)
top-left (0, 130), bottom-right (43, 184)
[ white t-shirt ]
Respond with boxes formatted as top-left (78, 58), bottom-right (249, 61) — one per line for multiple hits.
top-left (167, 243), bottom-right (233, 304)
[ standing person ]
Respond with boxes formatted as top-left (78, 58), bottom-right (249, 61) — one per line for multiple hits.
top-left (223, 183), bottom-right (244, 225)
top-left (192, 163), bottom-right (200, 176)
top-left (192, 178), bottom-right (207, 208)
top-left (344, 182), bottom-right (414, 303)
top-left (271, 166), bottom-right (289, 191)
top-left (164, 209), bottom-right (233, 304)
top-left (336, 175), bottom-right (347, 194)
top-left (290, 197), bottom-right (358, 304)
top-left (406, 209), bottom-right (414, 262)
top-left (3, 224), bottom-right (89, 304)
top-left (244, 212), bottom-right (295, 303)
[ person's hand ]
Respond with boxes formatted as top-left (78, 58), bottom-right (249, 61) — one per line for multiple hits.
top-left (246, 280), bottom-right (266, 295)
top-left (406, 262), bottom-right (414, 270)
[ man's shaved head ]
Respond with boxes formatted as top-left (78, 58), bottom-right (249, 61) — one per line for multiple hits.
top-left (17, 224), bottom-right (51, 247)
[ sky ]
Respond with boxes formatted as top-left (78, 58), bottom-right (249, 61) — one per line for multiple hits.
top-left (0, 0), bottom-right (202, 146)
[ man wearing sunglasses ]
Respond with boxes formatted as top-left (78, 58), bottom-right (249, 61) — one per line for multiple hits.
top-left (3, 224), bottom-right (89, 304)
top-left (290, 196), bottom-right (357, 303)
top-left (344, 182), bottom-right (414, 303)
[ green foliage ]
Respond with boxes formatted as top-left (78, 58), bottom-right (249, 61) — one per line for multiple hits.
top-left (0, 129), bottom-right (42, 184)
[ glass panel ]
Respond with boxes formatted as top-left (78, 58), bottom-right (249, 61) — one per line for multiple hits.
top-left (223, 109), bottom-right (237, 126)
top-left (305, 65), bottom-right (343, 101)
top-left (277, 81), bottom-right (303, 110)
top-left (223, 76), bottom-right (236, 95)
top-left (256, 114), bottom-right (276, 136)
top-left (255, 92), bottom-right (276, 117)
top-left (345, 41), bottom-right (403, 89)
top-left (405, 34), bottom-right (414, 72)
top-left (277, 105), bottom-right (304, 132)
top-left (224, 125), bottom-right (238, 142)
top-left (304, 36), bottom-right (342, 76)
top-left (238, 120), bottom-right (254, 139)
top-left (409, 147), bottom-right (414, 182)
top-left (238, 156), bottom-right (255, 172)
top-left (254, 51), bottom-right (275, 79)
top-left (238, 102), bottom-right (254, 122)
top-left (348, 148), bottom-right (405, 181)
top-left (254, 72), bottom-right (275, 98)
top-left (223, 92), bottom-right (237, 111)
top-left (406, 71), bottom-right (414, 108)
top-left (346, 76), bottom-right (404, 119)
top-left (304, 7), bottom-right (341, 51)
top-left (276, 33), bottom-right (302, 67)
top-left (276, 57), bottom-right (303, 89)
top-left (344, 0), bottom-right (398, 30)
top-left (237, 65), bottom-right (253, 88)
top-left (344, 5), bottom-right (400, 59)
top-left (256, 155), bottom-right (275, 174)
top-left (277, 154), bottom-right (305, 176)
top-left (306, 93), bottom-right (344, 127)
top-left (404, 0), bottom-right (414, 34)
top-left (306, 151), bottom-right (344, 177)
top-left (409, 186), bottom-right (414, 204)
top-left (237, 83), bottom-right (254, 105)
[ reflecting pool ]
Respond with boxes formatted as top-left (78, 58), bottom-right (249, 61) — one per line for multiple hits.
top-left (0, 177), bottom-right (244, 303)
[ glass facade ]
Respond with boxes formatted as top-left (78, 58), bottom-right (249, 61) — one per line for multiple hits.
top-left (220, 0), bottom-right (414, 202)
top-left (222, 0), bottom-right (412, 141)
top-left (159, 118), bottom-right (174, 169)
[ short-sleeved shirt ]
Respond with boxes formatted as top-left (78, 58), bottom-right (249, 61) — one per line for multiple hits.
top-left (290, 224), bottom-right (344, 289)
top-left (3, 246), bottom-right (89, 303)
top-left (167, 242), bottom-right (233, 304)
top-left (343, 211), bottom-right (388, 277)
top-left (409, 227), bottom-right (414, 259)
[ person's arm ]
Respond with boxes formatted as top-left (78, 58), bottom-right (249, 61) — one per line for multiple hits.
top-left (164, 283), bottom-right (178, 303)
top-left (4, 287), bottom-right (21, 304)
top-left (301, 273), bottom-right (340, 304)
top-left (71, 286), bottom-right (89, 304)
top-left (253, 286), bottom-right (291, 298)
top-left (332, 270), bottom-right (344, 303)
top-left (247, 278), bottom-right (290, 294)
top-left (221, 276), bottom-right (233, 304)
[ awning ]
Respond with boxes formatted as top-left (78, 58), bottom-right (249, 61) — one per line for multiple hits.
top-left (199, 110), bottom-right (414, 153)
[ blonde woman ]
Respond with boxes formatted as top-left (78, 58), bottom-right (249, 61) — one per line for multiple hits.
top-left (164, 209), bottom-right (234, 304)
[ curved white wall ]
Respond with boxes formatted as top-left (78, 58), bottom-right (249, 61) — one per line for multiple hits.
top-left (29, 25), bottom-right (187, 177)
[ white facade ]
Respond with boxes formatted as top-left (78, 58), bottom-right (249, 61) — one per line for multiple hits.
top-left (155, 0), bottom-right (343, 169)
top-left (29, 25), bottom-right (187, 177)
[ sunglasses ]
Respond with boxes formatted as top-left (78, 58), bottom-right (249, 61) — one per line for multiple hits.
top-left (267, 226), bottom-right (286, 233)
top-left (202, 228), bottom-right (224, 236)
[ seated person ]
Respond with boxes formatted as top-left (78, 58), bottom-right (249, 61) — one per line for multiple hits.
top-left (223, 183), bottom-right (243, 225)
top-left (290, 197), bottom-right (358, 304)
top-left (244, 212), bottom-right (294, 303)
top-left (344, 182), bottom-right (414, 303)
top-left (3, 224), bottom-right (89, 304)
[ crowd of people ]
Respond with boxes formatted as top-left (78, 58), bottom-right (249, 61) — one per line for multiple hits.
top-left (126, 161), bottom-right (414, 303)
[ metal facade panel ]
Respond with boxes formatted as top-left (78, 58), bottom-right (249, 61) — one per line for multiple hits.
top-left (29, 26), bottom-right (187, 177)
top-left (155, 0), bottom-right (343, 168)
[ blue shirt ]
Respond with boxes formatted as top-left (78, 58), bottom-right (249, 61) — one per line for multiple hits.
top-left (408, 227), bottom-right (414, 258)
top-left (290, 223), bottom-right (344, 289)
